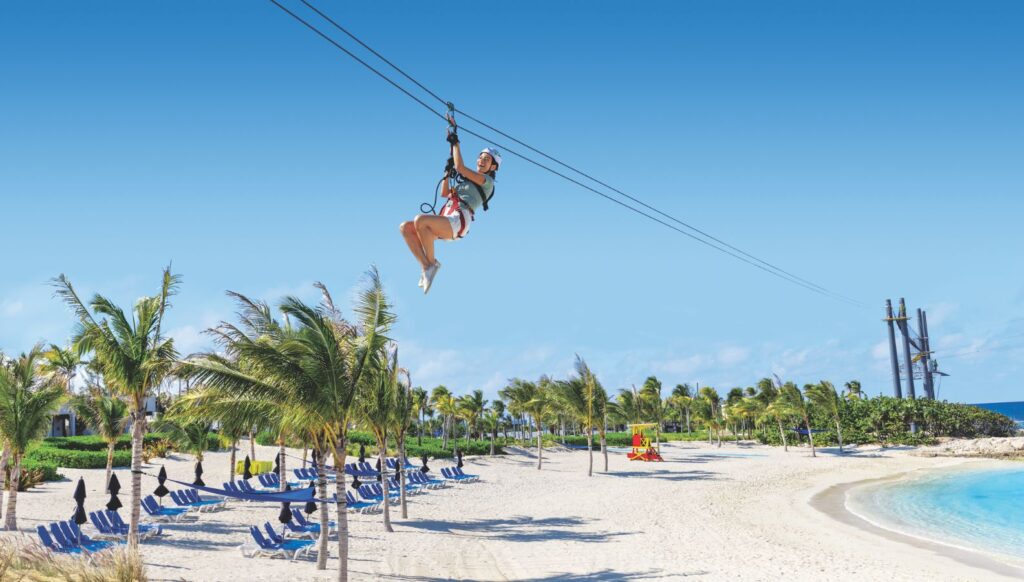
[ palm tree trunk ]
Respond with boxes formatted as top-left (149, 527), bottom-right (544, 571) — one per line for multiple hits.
top-left (105, 441), bottom-right (115, 493)
top-left (278, 441), bottom-right (287, 492)
top-left (418, 410), bottom-right (423, 446)
top-left (805, 415), bottom-right (816, 457)
top-left (685, 408), bottom-right (691, 433)
top-left (249, 429), bottom-right (256, 462)
top-left (655, 425), bottom-right (661, 454)
top-left (302, 442), bottom-right (308, 468)
top-left (3, 454), bottom-right (20, 530)
top-left (777, 419), bottom-right (788, 452)
top-left (398, 435), bottom-right (408, 519)
top-left (378, 440), bottom-right (393, 532)
top-left (0, 442), bottom-right (9, 518)
top-left (129, 410), bottom-right (144, 548)
top-left (229, 440), bottom-right (237, 482)
top-left (835, 419), bottom-right (844, 453)
top-left (333, 436), bottom-right (349, 582)
top-left (489, 432), bottom-right (495, 456)
top-left (587, 431), bottom-right (593, 477)
top-left (535, 420), bottom-right (543, 470)
top-left (316, 446), bottom-right (329, 570)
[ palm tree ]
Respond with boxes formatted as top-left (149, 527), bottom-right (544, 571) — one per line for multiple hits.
top-left (391, 364), bottom-right (415, 519)
top-left (594, 383), bottom-right (611, 472)
top-left (482, 410), bottom-right (500, 455)
top-left (53, 267), bottom-right (179, 546)
top-left (806, 381), bottom-right (844, 453)
top-left (639, 377), bottom-right (664, 453)
top-left (361, 347), bottom-right (398, 532)
top-left (844, 380), bottom-right (864, 400)
top-left (70, 388), bottom-right (129, 491)
top-left (779, 382), bottom-right (815, 457)
top-left (151, 417), bottom-right (212, 461)
top-left (553, 356), bottom-right (598, 476)
top-left (434, 394), bottom-right (459, 453)
top-left (412, 387), bottom-right (428, 446)
top-left (671, 383), bottom-right (693, 433)
top-left (0, 345), bottom-right (66, 529)
top-left (617, 387), bottom-right (643, 425)
top-left (181, 273), bottom-right (391, 580)
top-left (698, 386), bottom-right (723, 447)
top-left (428, 389), bottom-right (452, 448)
top-left (765, 398), bottom-right (795, 451)
top-left (459, 389), bottom-right (486, 444)
top-left (41, 344), bottom-right (82, 393)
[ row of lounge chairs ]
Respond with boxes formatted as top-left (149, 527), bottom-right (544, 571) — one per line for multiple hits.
top-left (89, 510), bottom-right (162, 541)
top-left (37, 520), bottom-right (118, 555)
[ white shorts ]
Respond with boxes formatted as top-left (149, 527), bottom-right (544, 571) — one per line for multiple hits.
top-left (441, 206), bottom-right (472, 239)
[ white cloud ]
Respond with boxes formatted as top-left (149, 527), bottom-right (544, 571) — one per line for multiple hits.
top-left (925, 302), bottom-right (958, 327)
top-left (871, 340), bottom-right (890, 360)
top-left (717, 346), bottom-right (750, 366)
top-left (0, 299), bottom-right (25, 317)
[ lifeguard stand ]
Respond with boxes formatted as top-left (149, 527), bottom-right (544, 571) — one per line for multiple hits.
top-left (626, 423), bottom-right (663, 461)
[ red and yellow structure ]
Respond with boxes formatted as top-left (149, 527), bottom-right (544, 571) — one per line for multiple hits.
top-left (626, 423), bottom-right (663, 462)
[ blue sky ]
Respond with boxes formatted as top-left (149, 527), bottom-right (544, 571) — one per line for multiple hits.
top-left (2, 1), bottom-right (1022, 404)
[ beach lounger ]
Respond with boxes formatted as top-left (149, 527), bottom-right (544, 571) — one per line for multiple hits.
top-left (53, 522), bottom-right (113, 554)
top-left (344, 490), bottom-right (380, 514)
top-left (184, 488), bottom-right (226, 510)
top-left (142, 495), bottom-right (190, 522)
top-left (105, 510), bottom-right (162, 537)
top-left (36, 525), bottom-right (82, 554)
top-left (452, 466), bottom-right (479, 482)
top-left (408, 471), bottom-right (446, 489)
top-left (291, 508), bottom-right (335, 534)
top-left (283, 518), bottom-right (320, 539)
top-left (89, 511), bottom-right (125, 541)
top-left (65, 520), bottom-right (118, 552)
top-left (245, 525), bottom-right (314, 560)
top-left (441, 467), bottom-right (479, 483)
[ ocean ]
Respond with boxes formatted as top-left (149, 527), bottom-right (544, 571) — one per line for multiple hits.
top-left (972, 401), bottom-right (1024, 428)
top-left (848, 466), bottom-right (1024, 566)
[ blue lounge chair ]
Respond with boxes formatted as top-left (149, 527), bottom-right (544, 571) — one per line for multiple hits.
top-left (184, 488), bottom-right (226, 510)
top-left (236, 480), bottom-right (258, 494)
top-left (452, 466), bottom-right (480, 482)
top-left (408, 471), bottom-right (445, 489)
top-left (291, 508), bottom-right (335, 534)
top-left (36, 525), bottom-right (81, 554)
top-left (245, 525), bottom-right (314, 560)
top-left (283, 518), bottom-right (320, 539)
top-left (90, 511), bottom-right (124, 540)
top-left (344, 490), bottom-right (379, 514)
top-left (104, 510), bottom-right (162, 538)
top-left (64, 520), bottom-right (117, 552)
top-left (53, 522), bottom-right (112, 553)
top-left (142, 495), bottom-right (189, 522)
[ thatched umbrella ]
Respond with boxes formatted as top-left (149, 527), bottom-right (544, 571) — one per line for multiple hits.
top-left (154, 466), bottom-right (170, 506)
top-left (194, 460), bottom-right (205, 487)
top-left (106, 473), bottom-right (123, 511)
top-left (71, 477), bottom-right (87, 544)
top-left (242, 455), bottom-right (253, 480)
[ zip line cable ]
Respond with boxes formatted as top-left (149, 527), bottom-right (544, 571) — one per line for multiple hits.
top-left (268, 0), bottom-right (863, 307)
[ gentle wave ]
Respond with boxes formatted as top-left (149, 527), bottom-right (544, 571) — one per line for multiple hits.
top-left (847, 465), bottom-right (1024, 565)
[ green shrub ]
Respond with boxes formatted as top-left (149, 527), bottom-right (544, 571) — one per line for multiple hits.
top-left (18, 458), bottom-right (61, 483)
top-left (27, 444), bottom-right (131, 469)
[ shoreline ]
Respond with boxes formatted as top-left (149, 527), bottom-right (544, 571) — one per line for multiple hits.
top-left (810, 462), bottom-right (1024, 580)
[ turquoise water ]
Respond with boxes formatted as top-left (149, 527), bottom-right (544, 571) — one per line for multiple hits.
top-left (849, 466), bottom-right (1024, 563)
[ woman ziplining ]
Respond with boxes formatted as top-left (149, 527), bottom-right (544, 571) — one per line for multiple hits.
top-left (400, 112), bottom-right (501, 294)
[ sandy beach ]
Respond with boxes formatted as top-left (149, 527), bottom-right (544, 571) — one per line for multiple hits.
top-left (2, 439), bottom-right (1021, 581)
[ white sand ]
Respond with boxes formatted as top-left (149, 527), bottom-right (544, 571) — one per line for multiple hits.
top-left (2, 439), bottom-right (1021, 581)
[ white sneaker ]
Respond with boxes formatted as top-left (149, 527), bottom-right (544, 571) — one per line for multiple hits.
top-left (418, 271), bottom-right (426, 289)
top-left (422, 261), bottom-right (441, 295)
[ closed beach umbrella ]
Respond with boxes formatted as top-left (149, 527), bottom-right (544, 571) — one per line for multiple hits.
top-left (304, 482), bottom-right (317, 515)
top-left (106, 473), bottom-right (123, 511)
top-left (273, 451), bottom-right (280, 476)
top-left (243, 455), bottom-right (253, 480)
top-left (358, 444), bottom-right (366, 463)
top-left (154, 466), bottom-right (170, 505)
top-left (457, 450), bottom-right (464, 469)
top-left (71, 477), bottom-right (87, 543)
top-left (278, 484), bottom-right (293, 530)
top-left (351, 471), bottom-right (361, 490)
top-left (194, 460), bottom-right (205, 487)
top-left (375, 457), bottom-right (382, 482)
top-left (420, 454), bottom-right (429, 474)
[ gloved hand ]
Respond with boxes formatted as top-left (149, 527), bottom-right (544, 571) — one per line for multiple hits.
top-left (446, 131), bottom-right (459, 146)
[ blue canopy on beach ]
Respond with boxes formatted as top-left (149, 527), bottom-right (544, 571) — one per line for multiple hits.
top-left (160, 476), bottom-right (335, 504)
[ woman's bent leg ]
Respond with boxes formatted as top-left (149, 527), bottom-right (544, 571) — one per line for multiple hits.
top-left (400, 220), bottom-right (430, 270)
top-left (413, 214), bottom-right (455, 266)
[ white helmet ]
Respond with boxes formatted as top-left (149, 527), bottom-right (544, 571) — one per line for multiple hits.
top-left (480, 147), bottom-right (502, 169)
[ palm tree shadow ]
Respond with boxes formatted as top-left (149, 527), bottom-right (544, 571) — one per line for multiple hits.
top-left (400, 515), bottom-right (636, 543)
top-left (601, 469), bottom-right (718, 482)
top-left (378, 567), bottom-right (696, 581)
